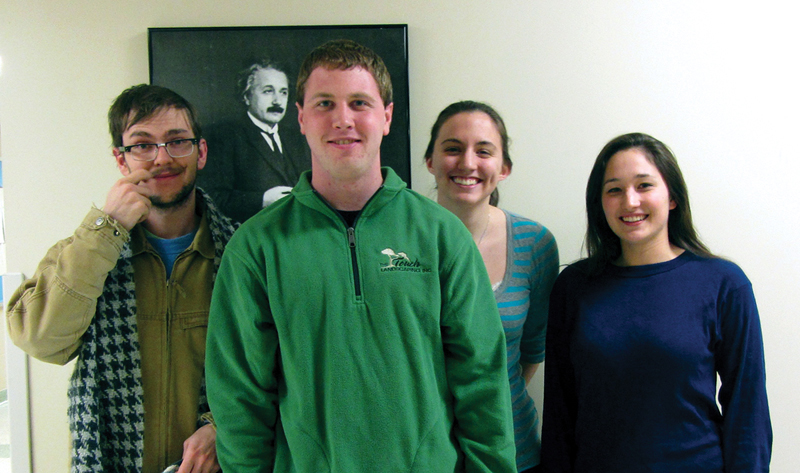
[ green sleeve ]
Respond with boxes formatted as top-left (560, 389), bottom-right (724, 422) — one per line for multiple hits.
top-left (440, 238), bottom-right (517, 473)
top-left (206, 245), bottom-right (279, 472)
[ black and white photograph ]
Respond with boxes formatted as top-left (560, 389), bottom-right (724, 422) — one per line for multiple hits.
top-left (149, 25), bottom-right (410, 223)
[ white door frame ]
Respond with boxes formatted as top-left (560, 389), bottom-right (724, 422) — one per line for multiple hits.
top-left (3, 273), bottom-right (32, 473)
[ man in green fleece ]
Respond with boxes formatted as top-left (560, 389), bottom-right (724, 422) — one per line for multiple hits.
top-left (206, 39), bottom-right (516, 472)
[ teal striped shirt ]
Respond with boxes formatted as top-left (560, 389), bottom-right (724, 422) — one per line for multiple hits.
top-left (494, 210), bottom-right (559, 471)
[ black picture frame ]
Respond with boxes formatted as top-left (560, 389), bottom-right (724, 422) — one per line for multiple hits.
top-left (148, 25), bottom-right (410, 192)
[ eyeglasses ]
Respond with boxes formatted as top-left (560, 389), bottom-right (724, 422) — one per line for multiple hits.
top-left (117, 138), bottom-right (201, 161)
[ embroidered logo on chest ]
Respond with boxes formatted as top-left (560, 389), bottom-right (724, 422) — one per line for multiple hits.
top-left (379, 248), bottom-right (431, 273)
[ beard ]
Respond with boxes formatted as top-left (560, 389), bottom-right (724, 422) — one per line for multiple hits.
top-left (150, 180), bottom-right (195, 210)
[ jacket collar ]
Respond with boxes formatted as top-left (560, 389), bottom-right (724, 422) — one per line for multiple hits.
top-left (129, 194), bottom-right (216, 261)
top-left (292, 166), bottom-right (407, 219)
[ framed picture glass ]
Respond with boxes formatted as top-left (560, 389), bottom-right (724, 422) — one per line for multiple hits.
top-left (149, 25), bottom-right (409, 222)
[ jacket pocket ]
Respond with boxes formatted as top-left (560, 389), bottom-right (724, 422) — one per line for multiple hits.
top-left (178, 312), bottom-right (209, 330)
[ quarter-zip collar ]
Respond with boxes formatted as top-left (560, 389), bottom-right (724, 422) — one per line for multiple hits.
top-left (292, 166), bottom-right (407, 222)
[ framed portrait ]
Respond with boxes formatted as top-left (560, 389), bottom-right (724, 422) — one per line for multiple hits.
top-left (149, 24), bottom-right (409, 223)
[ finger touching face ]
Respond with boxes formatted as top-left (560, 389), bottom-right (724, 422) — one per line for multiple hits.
top-left (124, 168), bottom-right (155, 185)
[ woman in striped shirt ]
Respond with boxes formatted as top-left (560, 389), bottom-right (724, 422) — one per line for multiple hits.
top-left (425, 101), bottom-right (559, 472)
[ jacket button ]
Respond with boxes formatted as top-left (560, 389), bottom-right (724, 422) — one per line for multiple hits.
top-left (95, 217), bottom-right (105, 227)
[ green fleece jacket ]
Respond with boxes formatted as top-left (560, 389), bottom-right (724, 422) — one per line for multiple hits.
top-left (206, 168), bottom-right (515, 472)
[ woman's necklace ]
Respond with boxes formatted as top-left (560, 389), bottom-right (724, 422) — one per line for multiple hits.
top-left (477, 211), bottom-right (491, 246)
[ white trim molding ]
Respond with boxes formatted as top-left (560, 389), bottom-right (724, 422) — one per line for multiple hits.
top-left (3, 273), bottom-right (32, 473)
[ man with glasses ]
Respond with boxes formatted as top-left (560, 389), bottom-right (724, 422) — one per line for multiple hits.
top-left (7, 84), bottom-right (236, 473)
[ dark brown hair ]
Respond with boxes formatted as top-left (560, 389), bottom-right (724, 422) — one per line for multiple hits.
top-left (108, 84), bottom-right (201, 147)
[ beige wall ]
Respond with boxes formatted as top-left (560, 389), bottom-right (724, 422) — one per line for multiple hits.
top-left (1, 0), bottom-right (798, 471)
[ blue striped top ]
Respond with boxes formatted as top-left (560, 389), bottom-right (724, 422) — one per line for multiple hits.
top-left (494, 210), bottom-right (559, 471)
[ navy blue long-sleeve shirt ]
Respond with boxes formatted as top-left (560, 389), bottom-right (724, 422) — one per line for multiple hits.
top-left (541, 252), bottom-right (771, 472)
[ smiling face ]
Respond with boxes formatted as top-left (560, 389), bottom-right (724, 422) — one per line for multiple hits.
top-left (601, 147), bottom-right (676, 258)
top-left (245, 67), bottom-right (289, 126)
top-left (297, 66), bottom-right (393, 184)
top-left (426, 111), bottom-right (510, 208)
top-left (114, 106), bottom-right (207, 209)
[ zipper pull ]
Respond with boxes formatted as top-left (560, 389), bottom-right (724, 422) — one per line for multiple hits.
top-left (347, 227), bottom-right (356, 248)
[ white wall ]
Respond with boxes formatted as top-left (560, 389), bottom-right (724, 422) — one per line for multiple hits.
top-left (1, 0), bottom-right (797, 471)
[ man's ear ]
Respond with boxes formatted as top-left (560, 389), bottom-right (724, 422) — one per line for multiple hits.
top-left (197, 138), bottom-right (208, 170)
top-left (114, 148), bottom-right (130, 175)
top-left (383, 102), bottom-right (394, 136)
top-left (297, 102), bottom-right (306, 135)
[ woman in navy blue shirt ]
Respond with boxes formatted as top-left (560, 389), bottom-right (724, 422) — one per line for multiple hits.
top-left (540, 132), bottom-right (771, 473)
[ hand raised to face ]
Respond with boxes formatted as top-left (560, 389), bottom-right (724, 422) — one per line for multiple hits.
top-left (102, 169), bottom-right (155, 230)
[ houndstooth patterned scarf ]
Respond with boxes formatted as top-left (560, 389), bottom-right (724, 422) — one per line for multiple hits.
top-left (67, 190), bottom-right (237, 472)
